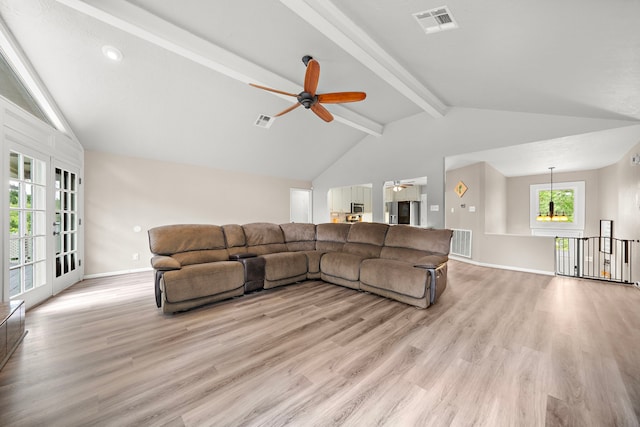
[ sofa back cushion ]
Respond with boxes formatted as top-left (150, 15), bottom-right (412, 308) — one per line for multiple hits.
top-left (148, 224), bottom-right (227, 255)
top-left (381, 226), bottom-right (453, 262)
top-left (222, 224), bottom-right (248, 256)
top-left (316, 223), bottom-right (351, 252)
top-left (343, 222), bottom-right (389, 258)
top-left (243, 222), bottom-right (287, 255)
top-left (280, 223), bottom-right (317, 251)
top-left (384, 226), bottom-right (453, 254)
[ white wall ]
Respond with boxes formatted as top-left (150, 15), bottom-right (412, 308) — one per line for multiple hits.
top-left (312, 107), bottom-right (636, 228)
top-left (84, 150), bottom-right (310, 276)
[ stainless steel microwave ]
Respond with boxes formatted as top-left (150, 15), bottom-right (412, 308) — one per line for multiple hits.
top-left (350, 203), bottom-right (364, 213)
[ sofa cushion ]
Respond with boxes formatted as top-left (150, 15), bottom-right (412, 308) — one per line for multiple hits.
top-left (384, 225), bottom-right (453, 255)
top-left (320, 251), bottom-right (367, 282)
top-left (360, 258), bottom-right (429, 299)
top-left (280, 223), bottom-right (317, 251)
top-left (162, 261), bottom-right (244, 303)
top-left (150, 255), bottom-right (181, 270)
top-left (261, 252), bottom-right (308, 282)
top-left (342, 222), bottom-right (389, 258)
top-left (346, 222), bottom-right (389, 246)
top-left (148, 224), bottom-right (226, 255)
top-left (243, 222), bottom-right (287, 255)
top-left (379, 246), bottom-right (429, 264)
top-left (316, 223), bottom-right (351, 252)
top-left (222, 224), bottom-right (246, 248)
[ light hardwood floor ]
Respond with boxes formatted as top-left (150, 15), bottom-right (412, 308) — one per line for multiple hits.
top-left (0, 261), bottom-right (639, 426)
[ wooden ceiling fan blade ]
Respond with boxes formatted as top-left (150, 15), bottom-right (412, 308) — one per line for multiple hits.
top-left (304, 59), bottom-right (320, 96)
top-left (275, 102), bottom-right (301, 117)
top-left (311, 103), bottom-right (333, 122)
top-left (317, 92), bottom-right (366, 104)
top-left (249, 83), bottom-right (297, 98)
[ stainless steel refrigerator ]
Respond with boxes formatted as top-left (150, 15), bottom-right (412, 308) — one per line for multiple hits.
top-left (386, 201), bottom-right (420, 226)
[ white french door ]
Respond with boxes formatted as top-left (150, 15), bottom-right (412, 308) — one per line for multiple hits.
top-left (52, 161), bottom-right (82, 293)
top-left (6, 143), bottom-right (52, 307)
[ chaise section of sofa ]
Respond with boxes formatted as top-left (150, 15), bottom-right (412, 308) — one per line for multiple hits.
top-left (148, 224), bottom-right (245, 314)
top-left (360, 226), bottom-right (453, 308)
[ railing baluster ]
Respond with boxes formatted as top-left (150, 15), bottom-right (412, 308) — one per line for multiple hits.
top-left (554, 236), bottom-right (636, 284)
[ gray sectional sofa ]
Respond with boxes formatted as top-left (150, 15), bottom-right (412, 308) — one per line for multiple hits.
top-left (148, 222), bottom-right (452, 314)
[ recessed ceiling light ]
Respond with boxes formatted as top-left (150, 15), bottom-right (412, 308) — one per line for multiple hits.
top-left (102, 45), bottom-right (123, 62)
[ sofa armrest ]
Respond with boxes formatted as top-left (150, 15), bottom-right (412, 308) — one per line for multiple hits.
top-left (151, 255), bottom-right (181, 271)
top-left (413, 254), bottom-right (448, 269)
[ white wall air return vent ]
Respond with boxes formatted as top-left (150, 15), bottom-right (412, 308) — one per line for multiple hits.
top-left (413, 6), bottom-right (458, 34)
top-left (450, 229), bottom-right (472, 258)
top-left (254, 114), bottom-right (274, 129)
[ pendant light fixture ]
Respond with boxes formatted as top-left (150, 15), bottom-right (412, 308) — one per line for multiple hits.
top-left (536, 167), bottom-right (568, 222)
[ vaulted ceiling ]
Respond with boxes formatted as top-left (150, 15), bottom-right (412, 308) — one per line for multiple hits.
top-left (1, 0), bottom-right (639, 180)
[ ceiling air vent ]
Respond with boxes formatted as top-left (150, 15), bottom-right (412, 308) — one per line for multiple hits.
top-left (413, 6), bottom-right (458, 34)
top-left (254, 114), bottom-right (274, 129)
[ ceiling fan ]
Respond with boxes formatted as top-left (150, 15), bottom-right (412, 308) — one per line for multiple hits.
top-left (391, 180), bottom-right (413, 192)
top-left (250, 55), bottom-right (366, 123)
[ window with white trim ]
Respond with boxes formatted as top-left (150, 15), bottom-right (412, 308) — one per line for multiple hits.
top-left (530, 181), bottom-right (585, 236)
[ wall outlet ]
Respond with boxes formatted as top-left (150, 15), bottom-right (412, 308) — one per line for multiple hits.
top-left (132, 253), bottom-right (139, 261)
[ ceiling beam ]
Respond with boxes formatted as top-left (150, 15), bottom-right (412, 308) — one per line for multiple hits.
top-left (280, 0), bottom-right (448, 119)
top-left (54, 0), bottom-right (383, 136)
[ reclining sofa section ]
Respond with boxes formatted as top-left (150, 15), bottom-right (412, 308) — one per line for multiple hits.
top-left (148, 222), bottom-right (453, 314)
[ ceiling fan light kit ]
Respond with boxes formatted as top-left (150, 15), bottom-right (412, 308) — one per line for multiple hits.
top-left (250, 55), bottom-right (366, 124)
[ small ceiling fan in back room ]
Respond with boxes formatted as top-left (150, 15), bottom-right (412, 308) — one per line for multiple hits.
top-left (250, 55), bottom-right (366, 123)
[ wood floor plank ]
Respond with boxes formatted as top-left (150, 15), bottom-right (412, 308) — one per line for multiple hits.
top-left (0, 261), bottom-right (639, 426)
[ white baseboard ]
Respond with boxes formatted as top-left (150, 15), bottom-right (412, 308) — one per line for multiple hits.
top-left (83, 267), bottom-right (153, 280)
top-left (449, 255), bottom-right (555, 277)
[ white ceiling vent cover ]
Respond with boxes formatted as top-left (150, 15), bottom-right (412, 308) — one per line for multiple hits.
top-left (413, 6), bottom-right (458, 34)
top-left (254, 114), bottom-right (274, 129)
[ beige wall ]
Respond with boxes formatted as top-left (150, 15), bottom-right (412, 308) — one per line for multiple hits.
top-left (84, 150), bottom-right (311, 276)
top-left (446, 147), bottom-right (640, 278)
top-left (600, 142), bottom-right (640, 282)
top-left (446, 162), bottom-right (555, 272)
top-left (484, 163), bottom-right (507, 234)
top-left (600, 142), bottom-right (640, 239)
top-left (506, 169), bottom-right (601, 236)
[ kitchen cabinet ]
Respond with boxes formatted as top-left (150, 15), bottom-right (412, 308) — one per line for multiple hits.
top-left (341, 187), bottom-right (352, 212)
top-left (363, 187), bottom-right (372, 212)
top-left (351, 186), bottom-right (364, 204)
top-left (329, 185), bottom-right (373, 213)
top-left (329, 187), bottom-right (351, 212)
